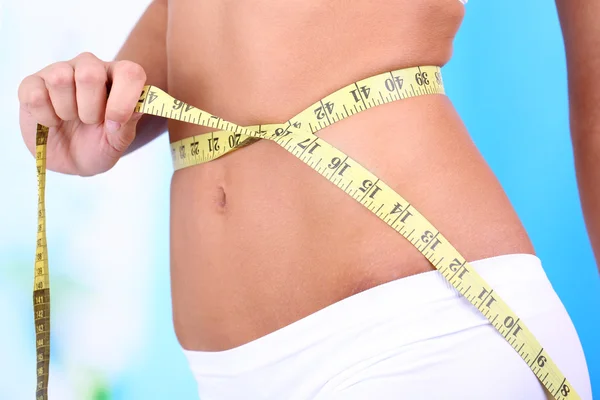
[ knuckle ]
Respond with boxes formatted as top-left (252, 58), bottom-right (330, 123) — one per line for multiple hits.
top-left (17, 77), bottom-right (33, 103)
top-left (27, 88), bottom-right (49, 109)
top-left (115, 60), bottom-right (146, 82)
top-left (113, 134), bottom-right (130, 151)
top-left (46, 64), bottom-right (73, 88)
top-left (76, 52), bottom-right (99, 62)
top-left (103, 130), bottom-right (132, 157)
top-left (75, 64), bottom-right (107, 86)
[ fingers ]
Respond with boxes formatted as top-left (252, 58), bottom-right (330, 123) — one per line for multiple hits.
top-left (72, 52), bottom-right (108, 125)
top-left (38, 62), bottom-right (78, 121)
top-left (103, 111), bottom-right (144, 157)
top-left (20, 54), bottom-right (146, 133)
top-left (18, 51), bottom-right (148, 174)
top-left (105, 60), bottom-right (147, 130)
top-left (99, 60), bottom-right (147, 155)
top-left (19, 52), bottom-right (110, 128)
top-left (18, 75), bottom-right (61, 127)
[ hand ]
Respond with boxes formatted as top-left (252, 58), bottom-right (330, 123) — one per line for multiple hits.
top-left (18, 52), bottom-right (147, 176)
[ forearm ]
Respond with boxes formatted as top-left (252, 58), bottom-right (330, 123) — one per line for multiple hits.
top-left (556, 0), bottom-right (600, 272)
top-left (115, 0), bottom-right (169, 154)
top-left (572, 134), bottom-right (600, 272)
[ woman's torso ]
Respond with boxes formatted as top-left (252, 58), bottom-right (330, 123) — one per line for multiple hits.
top-left (166, 0), bottom-right (535, 351)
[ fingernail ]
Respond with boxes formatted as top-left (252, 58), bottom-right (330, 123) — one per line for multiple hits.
top-left (105, 120), bottom-right (121, 134)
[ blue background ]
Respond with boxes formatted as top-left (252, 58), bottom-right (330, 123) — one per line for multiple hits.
top-left (448, 1), bottom-right (600, 397)
top-left (0, 0), bottom-right (598, 399)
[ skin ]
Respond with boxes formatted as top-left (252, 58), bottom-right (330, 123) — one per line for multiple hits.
top-left (555, 0), bottom-right (600, 277)
top-left (18, 0), bottom-right (597, 352)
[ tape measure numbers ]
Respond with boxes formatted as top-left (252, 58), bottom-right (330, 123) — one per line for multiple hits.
top-left (34, 66), bottom-right (579, 399)
top-left (34, 124), bottom-right (50, 400)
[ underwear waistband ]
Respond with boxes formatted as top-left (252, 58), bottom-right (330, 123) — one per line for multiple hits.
top-left (182, 253), bottom-right (550, 375)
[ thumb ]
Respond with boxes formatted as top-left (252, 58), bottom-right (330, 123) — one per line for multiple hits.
top-left (104, 112), bottom-right (144, 155)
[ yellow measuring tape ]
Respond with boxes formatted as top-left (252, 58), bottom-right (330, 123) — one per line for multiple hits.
top-left (34, 66), bottom-right (579, 399)
top-left (34, 124), bottom-right (50, 400)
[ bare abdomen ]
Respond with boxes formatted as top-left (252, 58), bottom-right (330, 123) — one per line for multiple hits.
top-left (166, 0), bottom-right (534, 351)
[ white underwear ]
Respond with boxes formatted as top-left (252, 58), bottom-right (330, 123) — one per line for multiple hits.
top-left (182, 254), bottom-right (592, 399)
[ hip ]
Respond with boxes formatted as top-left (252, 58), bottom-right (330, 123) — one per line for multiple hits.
top-left (181, 254), bottom-right (592, 400)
